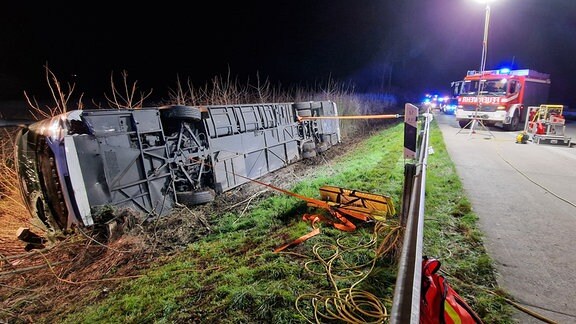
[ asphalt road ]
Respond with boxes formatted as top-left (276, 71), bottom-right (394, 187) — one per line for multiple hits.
top-left (434, 112), bottom-right (576, 324)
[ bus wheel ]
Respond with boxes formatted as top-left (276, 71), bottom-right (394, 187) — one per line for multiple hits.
top-left (176, 189), bottom-right (216, 206)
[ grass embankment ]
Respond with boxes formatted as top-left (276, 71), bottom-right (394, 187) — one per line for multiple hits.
top-left (61, 120), bottom-right (514, 323)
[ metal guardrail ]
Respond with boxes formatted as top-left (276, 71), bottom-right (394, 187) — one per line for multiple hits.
top-left (390, 106), bottom-right (433, 323)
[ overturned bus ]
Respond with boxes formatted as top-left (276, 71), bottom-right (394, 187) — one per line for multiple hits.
top-left (14, 101), bottom-right (340, 237)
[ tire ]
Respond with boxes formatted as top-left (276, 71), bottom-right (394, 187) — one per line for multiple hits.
top-left (302, 150), bottom-right (317, 159)
top-left (302, 141), bottom-right (316, 152)
top-left (504, 113), bottom-right (520, 131)
top-left (160, 105), bottom-right (202, 121)
top-left (297, 109), bottom-right (312, 117)
top-left (294, 102), bottom-right (311, 110)
top-left (294, 101), bottom-right (322, 109)
top-left (176, 189), bottom-right (215, 205)
top-left (317, 141), bottom-right (329, 152)
top-left (309, 102), bottom-right (322, 109)
top-left (458, 119), bottom-right (470, 129)
top-left (320, 134), bottom-right (333, 145)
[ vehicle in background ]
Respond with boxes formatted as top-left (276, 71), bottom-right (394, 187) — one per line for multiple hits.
top-left (14, 101), bottom-right (340, 238)
top-left (421, 94), bottom-right (450, 112)
top-left (442, 98), bottom-right (458, 115)
top-left (453, 69), bottom-right (551, 130)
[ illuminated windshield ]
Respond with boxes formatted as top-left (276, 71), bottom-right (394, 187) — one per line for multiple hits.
top-left (461, 79), bottom-right (507, 95)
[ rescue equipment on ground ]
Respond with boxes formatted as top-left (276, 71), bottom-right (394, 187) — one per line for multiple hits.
top-left (420, 256), bottom-right (483, 324)
top-left (274, 185), bottom-right (395, 252)
top-left (524, 105), bottom-right (572, 146)
top-left (515, 132), bottom-right (529, 144)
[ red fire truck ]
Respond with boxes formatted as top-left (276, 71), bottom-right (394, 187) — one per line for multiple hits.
top-left (454, 69), bottom-right (551, 130)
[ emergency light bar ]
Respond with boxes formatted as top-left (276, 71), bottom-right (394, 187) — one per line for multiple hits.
top-left (466, 69), bottom-right (550, 79)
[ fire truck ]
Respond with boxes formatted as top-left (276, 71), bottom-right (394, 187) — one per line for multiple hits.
top-left (454, 69), bottom-right (551, 130)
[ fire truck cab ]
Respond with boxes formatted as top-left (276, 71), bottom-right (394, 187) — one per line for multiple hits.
top-left (454, 69), bottom-right (551, 130)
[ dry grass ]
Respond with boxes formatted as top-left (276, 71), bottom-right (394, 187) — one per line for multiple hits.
top-left (0, 127), bottom-right (34, 255)
top-left (0, 231), bottom-right (151, 323)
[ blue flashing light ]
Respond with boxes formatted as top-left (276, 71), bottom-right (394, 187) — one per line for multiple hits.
top-left (499, 68), bottom-right (511, 74)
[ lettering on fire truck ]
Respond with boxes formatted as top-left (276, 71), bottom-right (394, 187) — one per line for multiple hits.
top-left (458, 96), bottom-right (502, 105)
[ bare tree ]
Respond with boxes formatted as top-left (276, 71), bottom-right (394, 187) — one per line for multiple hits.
top-left (166, 75), bottom-right (207, 106)
top-left (24, 63), bottom-right (84, 120)
top-left (249, 71), bottom-right (274, 103)
top-left (105, 70), bottom-right (153, 109)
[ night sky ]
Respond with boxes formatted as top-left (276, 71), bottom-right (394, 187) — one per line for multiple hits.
top-left (1, 0), bottom-right (575, 107)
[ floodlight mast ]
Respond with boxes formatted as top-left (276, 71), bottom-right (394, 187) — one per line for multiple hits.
top-left (457, 0), bottom-right (497, 138)
top-left (479, 1), bottom-right (491, 74)
top-left (477, 0), bottom-right (494, 112)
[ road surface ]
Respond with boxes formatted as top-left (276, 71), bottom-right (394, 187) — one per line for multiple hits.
top-left (434, 112), bottom-right (576, 324)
